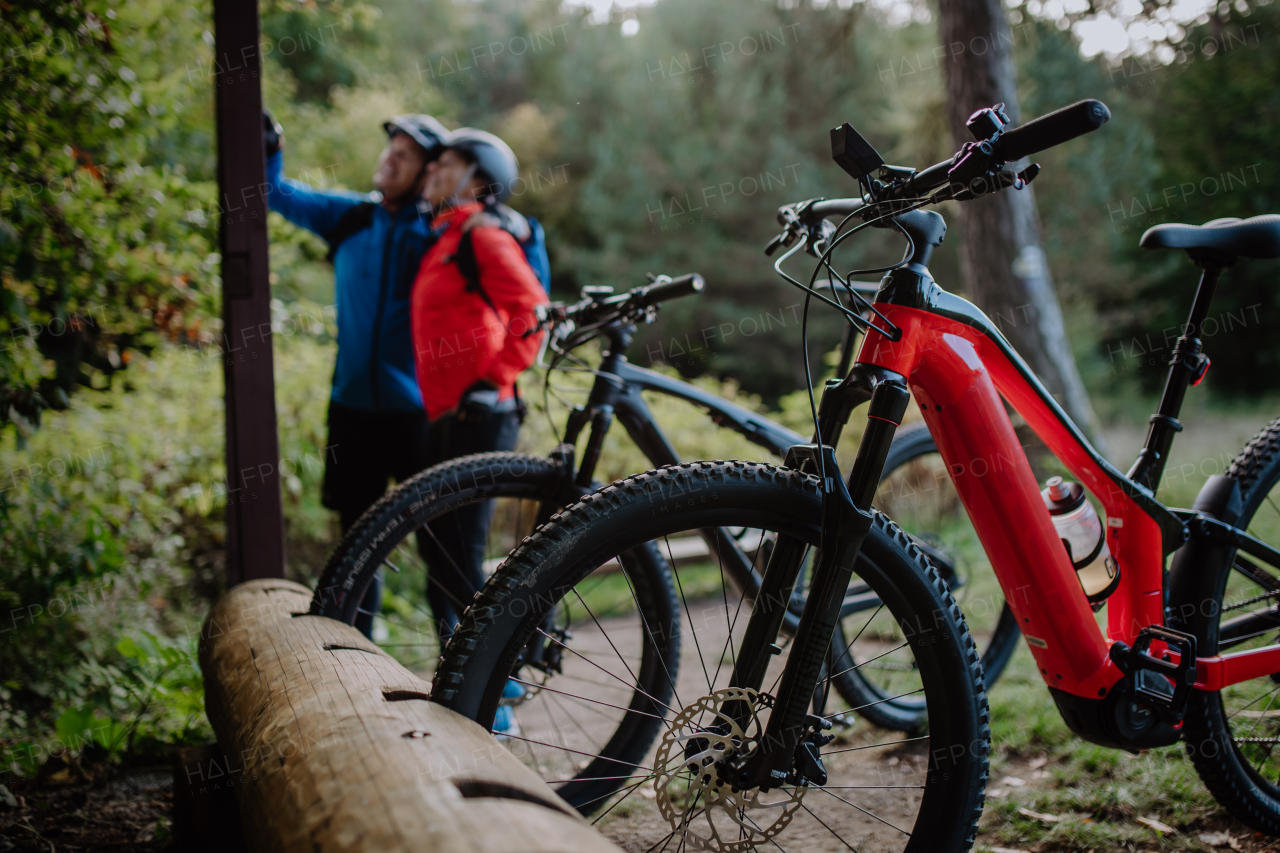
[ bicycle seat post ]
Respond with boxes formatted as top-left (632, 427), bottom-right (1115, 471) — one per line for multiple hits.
top-left (1127, 255), bottom-right (1228, 493)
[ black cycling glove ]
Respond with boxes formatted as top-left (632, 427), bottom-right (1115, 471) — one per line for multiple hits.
top-left (263, 109), bottom-right (284, 156)
top-left (456, 379), bottom-right (500, 424)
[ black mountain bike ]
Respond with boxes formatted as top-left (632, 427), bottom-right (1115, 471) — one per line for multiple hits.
top-left (428, 100), bottom-right (1124, 851)
top-left (311, 273), bottom-right (1017, 742)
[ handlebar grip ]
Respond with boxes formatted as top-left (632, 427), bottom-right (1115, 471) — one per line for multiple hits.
top-left (992, 99), bottom-right (1110, 162)
top-left (642, 273), bottom-right (705, 304)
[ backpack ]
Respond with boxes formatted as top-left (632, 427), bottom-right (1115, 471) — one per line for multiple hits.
top-left (323, 200), bottom-right (551, 292)
top-left (322, 201), bottom-right (377, 263)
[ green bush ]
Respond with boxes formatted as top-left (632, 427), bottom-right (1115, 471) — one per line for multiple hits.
top-left (0, 331), bottom-right (339, 779)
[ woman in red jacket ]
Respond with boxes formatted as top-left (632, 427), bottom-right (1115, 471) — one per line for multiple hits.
top-left (410, 129), bottom-right (548, 649)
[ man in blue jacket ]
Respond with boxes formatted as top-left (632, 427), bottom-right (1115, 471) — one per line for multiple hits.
top-left (262, 112), bottom-right (548, 638)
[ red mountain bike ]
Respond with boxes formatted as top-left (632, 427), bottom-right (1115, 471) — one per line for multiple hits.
top-left (433, 100), bottom-right (1280, 849)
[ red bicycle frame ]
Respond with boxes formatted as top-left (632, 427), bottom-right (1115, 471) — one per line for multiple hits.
top-left (854, 285), bottom-right (1280, 706)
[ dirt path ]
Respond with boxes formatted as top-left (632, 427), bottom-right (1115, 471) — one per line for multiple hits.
top-left (509, 594), bottom-right (937, 852)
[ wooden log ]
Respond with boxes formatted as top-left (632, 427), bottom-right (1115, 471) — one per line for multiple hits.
top-left (199, 579), bottom-right (621, 853)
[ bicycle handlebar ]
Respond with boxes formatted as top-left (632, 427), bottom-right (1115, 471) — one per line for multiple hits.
top-left (636, 273), bottom-right (705, 306)
top-left (781, 99), bottom-right (1111, 237)
top-left (992, 99), bottom-right (1111, 163)
top-left (539, 273), bottom-right (706, 354)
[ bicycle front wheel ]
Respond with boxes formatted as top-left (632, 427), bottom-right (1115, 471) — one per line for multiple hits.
top-left (434, 461), bottom-right (990, 851)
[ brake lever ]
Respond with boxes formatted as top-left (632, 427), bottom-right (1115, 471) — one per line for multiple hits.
top-left (933, 163), bottom-right (1040, 203)
top-left (764, 228), bottom-right (798, 257)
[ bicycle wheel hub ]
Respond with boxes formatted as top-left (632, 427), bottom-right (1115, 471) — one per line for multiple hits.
top-left (654, 688), bottom-right (805, 852)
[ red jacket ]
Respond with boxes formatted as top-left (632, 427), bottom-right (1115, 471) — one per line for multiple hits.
top-left (411, 202), bottom-right (548, 419)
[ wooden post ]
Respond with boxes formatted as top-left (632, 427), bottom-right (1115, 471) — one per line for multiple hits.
top-left (213, 0), bottom-right (286, 584)
top-left (198, 580), bottom-right (621, 853)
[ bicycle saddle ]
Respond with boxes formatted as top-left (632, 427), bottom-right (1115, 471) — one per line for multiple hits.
top-left (1140, 214), bottom-right (1280, 261)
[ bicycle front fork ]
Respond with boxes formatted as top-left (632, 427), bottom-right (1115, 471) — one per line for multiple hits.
top-left (727, 367), bottom-right (911, 790)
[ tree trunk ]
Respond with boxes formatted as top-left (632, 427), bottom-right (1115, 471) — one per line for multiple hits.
top-left (936, 0), bottom-right (1107, 454)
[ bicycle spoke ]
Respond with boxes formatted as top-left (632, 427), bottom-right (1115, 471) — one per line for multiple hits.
top-left (1227, 684), bottom-right (1280, 721)
top-left (588, 776), bottom-right (656, 825)
top-left (497, 733), bottom-right (653, 774)
top-left (798, 802), bottom-right (859, 852)
top-left (534, 627), bottom-right (680, 718)
top-left (664, 535), bottom-right (714, 692)
top-left (570, 587), bottom-right (646, 690)
top-left (613, 552), bottom-right (686, 711)
top-left (827, 641), bottom-right (910, 682)
top-left (543, 689), bottom-right (606, 753)
top-left (823, 735), bottom-right (929, 755)
top-left (509, 676), bottom-right (666, 721)
top-left (829, 687), bottom-right (925, 718)
top-left (738, 810), bottom-right (790, 853)
top-left (834, 603), bottom-right (885, 669)
top-left (814, 784), bottom-right (911, 836)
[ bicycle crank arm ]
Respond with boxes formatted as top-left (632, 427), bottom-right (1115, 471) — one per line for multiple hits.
top-left (733, 378), bottom-right (911, 790)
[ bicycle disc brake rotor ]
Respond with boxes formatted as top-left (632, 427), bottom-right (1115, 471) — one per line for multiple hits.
top-left (654, 688), bottom-right (805, 852)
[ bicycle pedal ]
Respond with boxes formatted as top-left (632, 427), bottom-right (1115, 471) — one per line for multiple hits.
top-left (1109, 625), bottom-right (1197, 721)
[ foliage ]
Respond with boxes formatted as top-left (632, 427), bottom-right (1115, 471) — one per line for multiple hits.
top-left (1099, 2), bottom-right (1280, 397)
top-left (260, 0), bottom-right (382, 106)
top-left (0, 333), bottom-right (338, 779)
top-left (0, 0), bottom-right (220, 430)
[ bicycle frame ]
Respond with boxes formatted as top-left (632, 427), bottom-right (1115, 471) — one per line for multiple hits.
top-left (845, 218), bottom-right (1280, 741)
top-left (562, 333), bottom-right (804, 476)
top-left (545, 324), bottom-right (806, 600)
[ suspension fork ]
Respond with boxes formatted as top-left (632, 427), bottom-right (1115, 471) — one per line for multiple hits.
top-left (727, 368), bottom-right (910, 790)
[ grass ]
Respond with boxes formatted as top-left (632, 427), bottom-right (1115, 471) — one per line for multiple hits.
top-left (976, 643), bottom-right (1234, 852)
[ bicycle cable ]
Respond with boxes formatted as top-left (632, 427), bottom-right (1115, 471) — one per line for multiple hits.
top-left (775, 194), bottom-right (930, 486)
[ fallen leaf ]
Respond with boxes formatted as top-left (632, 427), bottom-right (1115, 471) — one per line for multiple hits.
top-left (990, 847), bottom-right (1033, 853)
top-left (987, 789), bottom-right (1007, 798)
top-left (1018, 807), bottom-right (1061, 824)
top-left (0, 784), bottom-right (16, 808)
top-left (1137, 816), bottom-right (1176, 834)
top-left (1198, 831), bottom-right (1241, 850)
top-left (1028, 756), bottom-right (1049, 770)
top-left (1002, 776), bottom-right (1027, 787)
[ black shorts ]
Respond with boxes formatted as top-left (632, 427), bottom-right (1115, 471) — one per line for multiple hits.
top-left (320, 401), bottom-right (522, 532)
top-left (321, 402), bottom-right (433, 530)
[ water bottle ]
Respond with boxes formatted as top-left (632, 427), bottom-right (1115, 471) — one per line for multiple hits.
top-left (1041, 477), bottom-right (1119, 605)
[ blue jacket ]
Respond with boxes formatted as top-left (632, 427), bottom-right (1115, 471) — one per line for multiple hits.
top-left (266, 150), bottom-right (432, 412)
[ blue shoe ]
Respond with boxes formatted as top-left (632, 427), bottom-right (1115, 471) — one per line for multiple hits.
top-left (493, 679), bottom-right (526, 739)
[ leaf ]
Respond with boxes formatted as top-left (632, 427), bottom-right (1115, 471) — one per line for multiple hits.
top-left (54, 706), bottom-right (97, 748)
top-left (1137, 816), bottom-right (1176, 834)
top-left (1197, 831), bottom-right (1241, 850)
top-left (1017, 807), bottom-right (1061, 824)
top-left (116, 635), bottom-right (145, 661)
